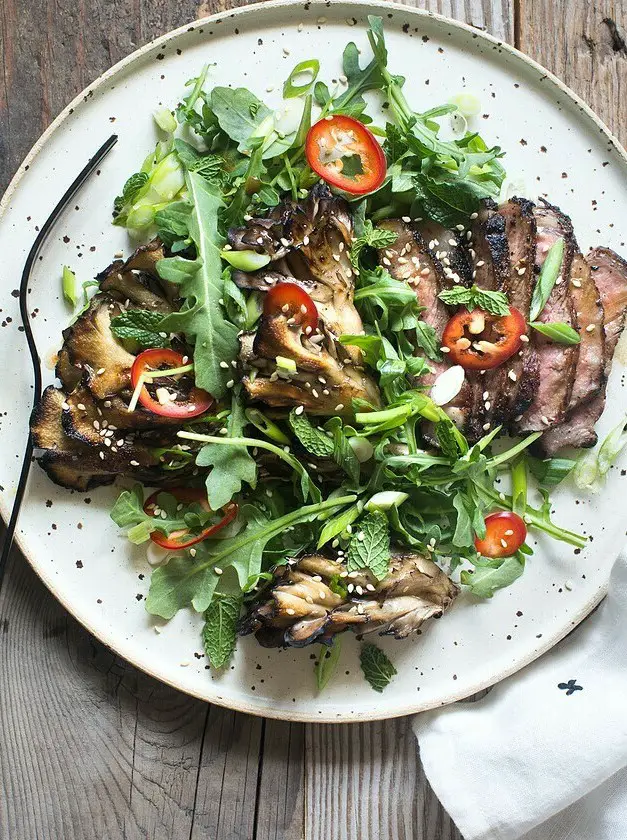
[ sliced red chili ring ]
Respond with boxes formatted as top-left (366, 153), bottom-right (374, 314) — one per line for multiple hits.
top-left (441, 307), bottom-right (527, 371)
top-left (130, 348), bottom-right (214, 419)
top-left (474, 511), bottom-right (527, 558)
top-left (144, 487), bottom-right (238, 549)
top-left (263, 282), bottom-right (318, 331)
top-left (305, 115), bottom-right (386, 196)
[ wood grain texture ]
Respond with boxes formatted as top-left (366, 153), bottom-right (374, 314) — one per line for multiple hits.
top-left (2, 1), bottom-right (619, 839)
top-left (518, 0), bottom-right (627, 146)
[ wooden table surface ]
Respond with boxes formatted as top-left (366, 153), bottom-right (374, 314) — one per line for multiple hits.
top-left (1, 1), bottom-right (625, 838)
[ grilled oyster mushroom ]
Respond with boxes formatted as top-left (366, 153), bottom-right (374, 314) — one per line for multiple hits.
top-left (230, 184), bottom-right (364, 356)
top-left (240, 313), bottom-right (380, 416)
top-left (229, 186), bottom-right (380, 414)
top-left (55, 295), bottom-right (135, 399)
top-left (31, 385), bottom-right (201, 491)
top-left (240, 551), bottom-right (459, 647)
top-left (98, 239), bottom-right (177, 310)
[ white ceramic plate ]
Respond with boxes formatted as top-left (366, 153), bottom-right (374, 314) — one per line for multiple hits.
top-left (1, 0), bottom-right (626, 722)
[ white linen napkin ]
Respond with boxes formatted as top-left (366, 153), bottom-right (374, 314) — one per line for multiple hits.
top-left (412, 552), bottom-right (627, 840)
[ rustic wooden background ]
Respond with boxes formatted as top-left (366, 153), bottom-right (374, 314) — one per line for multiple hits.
top-left (1, 1), bottom-right (625, 838)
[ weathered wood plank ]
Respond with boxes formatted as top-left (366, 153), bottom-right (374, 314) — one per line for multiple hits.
top-left (304, 717), bottom-right (460, 840)
top-left (517, 0), bottom-right (627, 146)
top-left (0, 546), bottom-right (206, 840)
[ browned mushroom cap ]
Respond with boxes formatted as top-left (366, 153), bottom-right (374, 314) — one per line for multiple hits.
top-left (229, 185), bottom-right (381, 415)
top-left (230, 185), bottom-right (363, 349)
top-left (241, 312), bottom-right (381, 417)
top-left (55, 295), bottom-right (135, 399)
top-left (239, 550), bottom-right (459, 648)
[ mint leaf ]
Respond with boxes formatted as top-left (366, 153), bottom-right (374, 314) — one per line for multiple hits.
top-left (315, 637), bottom-right (342, 692)
top-left (439, 284), bottom-right (510, 317)
top-left (198, 391), bottom-right (257, 509)
top-left (110, 309), bottom-right (170, 349)
top-left (360, 643), bottom-right (397, 692)
top-left (351, 220), bottom-right (398, 267)
top-left (288, 410), bottom-right (334, 458)
top-left (346, 511), bottom-right (390, 580)
top-left (202, 593), bottom-right (242, 669)
top-left (157, 173), bottom-right (240, 399)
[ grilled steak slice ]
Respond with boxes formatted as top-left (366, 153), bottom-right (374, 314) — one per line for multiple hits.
top-left (467, 199), bottom-right (538, 438)
top-left (377, 219), bottom-right (470, 429)
top-left (415, 220), bottom-right (473, 287)
top-left (566, 253), bottom-right (606, 410)
top-left (539, 247), bottom-right (627, 453)
top-left (514, 201), bottom-right (578, 432)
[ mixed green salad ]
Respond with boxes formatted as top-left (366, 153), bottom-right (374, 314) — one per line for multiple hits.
top-left (51, 17), bottom-right (627, 693)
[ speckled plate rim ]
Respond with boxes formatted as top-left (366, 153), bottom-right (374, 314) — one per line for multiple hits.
top-left (0, 0), bottom-right (624, 722)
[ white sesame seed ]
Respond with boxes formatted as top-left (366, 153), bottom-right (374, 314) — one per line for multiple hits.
top-left (482, 422), bottom-right (491, 430)
top-left (476, 260), bottom-right (485, 267)
top-left (226, 379), bottom-right (234, 388)
top-left (572, 278), bottom-right (582, 287)
top-left (99, 451), bottom-right (105, 460)
top-left (541, 415), bottom-right (550, 426)
top-left (520, 334), bottom-right (530, 343)
top-left (295, 405), bottom-right (304, 415)
top-left (215, 567), bottom-right (223, 575)
top-left (357, 604), bottom-right (365, 615)
top-left (508, 370), bottom-right (517, 381)
top-left (565, 579), bottom-right (574, 591)
top-left (440, 346), bottom-right (451, 354)
top-left (282, 46), bottom-right (290, 55)
top-left (130, 459), bottom-right (139, 466)
top-left (586, 324), bottom-right (595, 332)
top-left (504, 529), bottom-right (514, 536)
top-left (317, 15), bottom-right (327, 23)
top-left (366, 583), bottom-right (375, 592)
top-left (286, 608), bottom-right (295, 616)
top-left (482, 390), bottom-right (489, 400)
top-left (347, 583), bottom-right (354, 593)
top-left (485, 400), bottom-right (491, 410)
top-left (470, 212), bottom-right (479, 220)
top-left (500, 538), bottom-right (508, 548)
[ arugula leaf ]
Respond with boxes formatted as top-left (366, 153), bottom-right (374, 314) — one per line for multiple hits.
top-left (414, 321), bottom-right (443, 361)
top-left (145, 495), bottom-right (356, 618)
top-left (288, 410), bottom-right (334, 457)
top-left (315, 638), bottom-right (342, 692)
top-left (210, 87), bottom-right (270, 149)
top-left (439, 284), bottom-right (510, 317)
top-left (202, 593), bottom-right (243, 669)
top-left (197, 390), bottom-right (257, 509)
top-left (360, 643), bottom-right (397, 692)
top-left (110, 309), bottom-right (170, 349)
top-left (529, 321), bottom-right (580, 345)
top-left (461, 553), bottom-right (525, 598)
top-left (346, 511), bottom-right (390, 580)
top-left (180, 430), bottom-right (320, 504)
top-left (157, 172), bottom-right (240, 399)
top-left (350, 219), bottom-right (398, 267)
top-left (529, 238), bottom-right (564, 321)
top-left (110, 485), bottom-right (189, 545)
